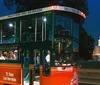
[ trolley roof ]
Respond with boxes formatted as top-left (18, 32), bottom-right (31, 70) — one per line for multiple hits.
top-left (0, 6), bottom-right (86, 20)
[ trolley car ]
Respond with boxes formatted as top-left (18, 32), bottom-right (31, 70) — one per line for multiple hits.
top-left (0, 5), bottom-right (86, 85)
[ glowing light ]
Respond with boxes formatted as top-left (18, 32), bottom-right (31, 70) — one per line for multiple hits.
top-left (28, 26), bottom-right (32, 29)
top-left (81, 12), bottom-right (86, 19)
top-left (43, 17), bottom-right (47, 22)
top-left (56, 6), bottom-right (60, 9)
top-left (14, 50), bottom-right (18, 52)
top-left (51, 6), bottom-right (55, 9)
top-left (9, 23), bottom-right (13, 27)
top-left (51, 6), bottom-right (60, 10)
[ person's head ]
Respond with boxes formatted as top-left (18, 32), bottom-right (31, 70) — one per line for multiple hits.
top-left (3, 52), bottom-right (7, 57)
top-left (36, 52), bottom-right (40, 57)
top-left (47, 50), bottom-right (50, 55)
top-left (8, 51), bottom-right (14, 59)
top-left (14, 50), bottom-right (18, 56)
top-left (0, 53), bottom-right (2, 57)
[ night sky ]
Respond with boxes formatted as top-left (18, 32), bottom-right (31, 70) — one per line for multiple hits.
top-left (83, 0), bottom-right (100, 45)
top-left (0, 0), bottom-right (100, 45)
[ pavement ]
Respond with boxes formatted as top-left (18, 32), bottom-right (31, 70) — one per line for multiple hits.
top-left (24, 81), bottom-right (96, 85)
top-left (24, 81), bottom-right (39, 85)
top-left (79, 83), bottom-right (96, 85)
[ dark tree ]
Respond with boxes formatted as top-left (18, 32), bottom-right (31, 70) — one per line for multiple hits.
top-left (79, 26), bottom-right (95, 60)
top-left (79, 26), bottom-right (88, 60)
top-left (88, 35), bottom-right (95, 59)
top-left (3, 0), bottom-right (88, 15)
top-left (3, 0), bottom-right (15, 10)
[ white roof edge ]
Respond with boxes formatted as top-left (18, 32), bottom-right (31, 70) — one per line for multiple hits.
top-left (0, 6), bottom-right (86, 20)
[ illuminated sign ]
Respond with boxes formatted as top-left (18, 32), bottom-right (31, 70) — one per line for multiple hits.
top-left (0, 6), bottom-right (86, 20)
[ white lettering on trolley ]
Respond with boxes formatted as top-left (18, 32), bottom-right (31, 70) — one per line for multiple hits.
top-left (3, 72), bottom-right (16, 82)
top-left (0, 6), bottom-right (86, 20)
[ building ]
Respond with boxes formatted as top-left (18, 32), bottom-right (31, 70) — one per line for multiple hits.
top-left (93, 37), bottom-right (100, 61)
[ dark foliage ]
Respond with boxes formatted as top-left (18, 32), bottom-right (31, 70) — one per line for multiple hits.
top-left (79, 26), bottom-right (95, 60)
top-left (3, 0), bottom-right (88, 15)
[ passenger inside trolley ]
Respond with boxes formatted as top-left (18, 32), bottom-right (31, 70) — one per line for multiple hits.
top-left (0, 53), bottom-right (5, 60)
top-left (45, 50), bottom-right (51, 64)
top-left (0, 50), bottom-right (18, 60)
top-left (3, 52), bottom-right (8, 60)
top-left (34, 51), bottom-right (40, 81)
top-left (54, 37), bottom-right (73, 67)
top-left (34, 52), bottom-right (40, 65)
top-left (8, 51), bottom-right (17, 60)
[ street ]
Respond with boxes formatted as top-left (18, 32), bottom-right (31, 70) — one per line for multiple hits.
top-left (79, 83), bottom-right (96, 85)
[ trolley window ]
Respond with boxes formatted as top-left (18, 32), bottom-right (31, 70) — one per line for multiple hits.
top-left (21, 19), bottom-right (35, 42)
top-left (54, 15), bottom-right (73, 67)
top-left (73, 23), bottom-right (79, 61)
top-left (21, 17), bottom-right (47, 42)
top-left (0, 21), bottom-right (16, 44)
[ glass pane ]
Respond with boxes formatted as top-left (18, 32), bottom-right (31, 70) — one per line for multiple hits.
top-left (73, 23), bottom-right (79, 61)
top-left (54, 15), bottom-right (73, 66)
top-left (21, 19), bottom-right (35, 42)
top-left (1, 21), bottom-right (16, 44)
top-left (21, 14), bottom-right (52, 42)
top-left (55, 15), bottom-right (73, 37)
top-left (37, 18), bottom-right (42, 41)
top-left (45, 14), bottom-right (52, 41)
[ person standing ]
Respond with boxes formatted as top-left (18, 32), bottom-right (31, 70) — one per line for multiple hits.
top-left (45, 50), bottom-right (51, 63)
top-left (36, 52), bottom-right (40, 65)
